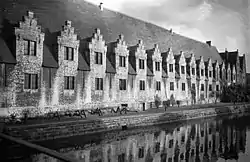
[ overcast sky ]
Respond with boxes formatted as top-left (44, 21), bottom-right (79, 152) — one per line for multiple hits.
top-left (85, 0), bottom-right (249, 70)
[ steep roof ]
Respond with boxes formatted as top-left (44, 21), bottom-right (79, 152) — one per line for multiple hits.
top-left (0, 37), bottom-right (16, 64)
top-left (42, 44), bottom-right (58, 68)
top-left (0, 0), bottom-right (222, 64)
top-left (78, 52), bottom-right (90, 71)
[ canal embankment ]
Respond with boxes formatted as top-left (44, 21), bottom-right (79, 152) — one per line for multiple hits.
top-left (3, 103), bottom-right (250, 141)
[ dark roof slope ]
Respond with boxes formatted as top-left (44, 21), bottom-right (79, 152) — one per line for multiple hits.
top-left (0, 37), bottom-right (16, 64)
top-left (42, 45), bottom-right (58, 68)
top-left (0, 0), bottom-right (222, 64)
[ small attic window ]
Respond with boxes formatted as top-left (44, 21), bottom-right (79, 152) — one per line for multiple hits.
top-left (99, 2), bottom-right (103, 11)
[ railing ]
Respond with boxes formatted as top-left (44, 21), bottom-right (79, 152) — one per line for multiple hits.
top-left (0, 133), bottom-right (80, 162)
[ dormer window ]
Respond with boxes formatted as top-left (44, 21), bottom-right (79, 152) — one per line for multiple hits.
top-left (139, 59), bottom-right (145, 69)
top-left (209, 71), bottom-right (212, 78)
top-left (181, 66), bottom-right (185, 74)
top-left (24, 40), bottom-right (36, 56)
top-left (155, 62), bottom-right (160, 71)
top-left (119, 56), bottom-right (126, 67)
top-left (95, 52), bottom-right (102, 64)
top-left (201, 69), bottom-right (204, 76)
top-left (64, 47), bottom-right (74, 61)
top-left (192, 68), bottom-right (195, 75)
top-left (169, 64), bottom-right (173, 72)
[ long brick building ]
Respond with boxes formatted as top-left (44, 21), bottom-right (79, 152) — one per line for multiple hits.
top-left (0, 1), bottom-right (246, 114)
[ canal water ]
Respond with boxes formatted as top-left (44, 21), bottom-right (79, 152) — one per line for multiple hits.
top-left (6, 114), bottom-right (250, 162)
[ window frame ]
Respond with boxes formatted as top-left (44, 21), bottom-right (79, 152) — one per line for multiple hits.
top-left (181, 66), bottom-right (185, 74)
top-left (24, 73), bottom-right (38, 89)
top-left (169, 64), bottom-right (173, 72)
top-left (23, 39), bottom-right (37, 56)
top-left (181, 83), bottom-right (185, 91)
top-left (119, 56), bottom-right (126, 67)
top-left (139, 80), bottom-right (145, 91)
top-left (64, 76), bottom-right (75, 90)
top-left (156, 81), bottom-right (161, 91)
top-left (64, 46), bottom-right (74, 61)
top-left (119, 79), bottom-right (127, 90)
top-left (94, 52), bottom-right (103, 64)
top-left (95, 78), bottom-right (104, 90)
top-left (170, 82), bottom-right (174, 91)
top-left (139, 59), bottom-right (145, 69)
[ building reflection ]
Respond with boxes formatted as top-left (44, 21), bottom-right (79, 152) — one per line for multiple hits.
top-left (63, 118), bottom-right (247, 162)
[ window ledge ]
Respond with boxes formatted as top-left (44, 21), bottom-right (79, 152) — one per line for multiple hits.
top-left (95, 90), bottom-right (103, 95)
top-left (64, 89), bottom-right (75, 95)
top-left (23, 89), bottom-right (38, 93)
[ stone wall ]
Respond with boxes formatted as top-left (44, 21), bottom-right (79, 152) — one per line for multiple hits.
top-left (4, 104), bottom-right (250, 142)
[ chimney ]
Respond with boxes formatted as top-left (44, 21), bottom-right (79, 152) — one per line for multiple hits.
top-left (99, 2), bottom-right (103, 11)
top-left (206, 41), bottom-right (211, 46)
top-left (27, 11), bottom-right (34, 18)
top-left (65, 20), bottom-right (72, 27)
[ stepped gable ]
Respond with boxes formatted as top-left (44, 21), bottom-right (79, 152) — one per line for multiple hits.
top-left (0, 0), bottom-right (222, 66)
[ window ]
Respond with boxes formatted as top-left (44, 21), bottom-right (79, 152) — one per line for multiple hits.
top-left (119, 56), bottom-right (126, 67)
top-left (95, 78), bottom-right (103, 90)
top-left (119, 79), bottom-right (126, 90)
top-left (155, 142), bottom-right (160, 153)
top-left (192, 83), bottom-right (195, 90)
top-left (24, 73), bottom-right (38, 89)
top-left (170, 82), bottom-right (174, 91)
top-left (169, 139), bottom-right (174, 148)
top-left (64, 76), bottom-right (75, 90)
top-left (64, 46), bottom-right (74, 61)
top-left (24, 40), bottom-right (36, 56)
top-left (216, 85), bottom-right (219, 91)
top-left (209, 84), bottom-right (212, 91)
top-left (138, 147), bottom-right (144, 158)
top-left (156, 81), bottom-right (161, 91)
top-left (201, 69), bottom-right (204, 76)
top-left (192, 68), bottom-right (195, 75)
top-left (182, 83), bottom-right (185, 91)
top-left (169, 64), bottom-right (173, 72)
top-left (155, 62), bottom-right (160, 71)
top-left (181, 66), bottom-right (185, 74)
top-left (95, 52), bottom-right (102, 64)
top-left (201, 130), bottom-right (204, 137)
top-left (140, 80), bottom-right (145, 90)
top-left (209, 71), bottom-right (212, 77)
top-left (139, 59), bottom-right (145, 69)
top-left (118, 153), bottom-right (125, 162)
top-left (201, 84), bottom-right (204, 91)
top-left (181, 135), bottom-right (185, 143)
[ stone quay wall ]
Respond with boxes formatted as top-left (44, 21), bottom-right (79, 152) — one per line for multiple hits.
top-left (4, 104), bottom-right (250, 142)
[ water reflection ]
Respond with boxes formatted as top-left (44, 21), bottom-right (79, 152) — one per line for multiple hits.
top-left (33, 115), bottom-right (249, 162)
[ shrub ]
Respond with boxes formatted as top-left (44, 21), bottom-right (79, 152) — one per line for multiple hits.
top-left (170, 94), bottom-right (175, 106)
top-left (176, 100), bottom-right (181, 107)
top-left (154, 94), bottom-right (161, 109)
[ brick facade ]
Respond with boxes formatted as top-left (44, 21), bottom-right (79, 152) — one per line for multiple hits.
top-left (0, 11), bottom-right (247, 115)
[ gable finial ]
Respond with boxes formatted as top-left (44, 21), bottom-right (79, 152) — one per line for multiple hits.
top-left (119, 34), bottom-right (124, 41)
top-left (27, 11), bottom-right (34, 19)
top-left (154, 44), bottom-right (158, 49)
